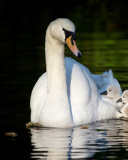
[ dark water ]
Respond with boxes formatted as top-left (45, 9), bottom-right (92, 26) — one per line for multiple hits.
top-left (0, 1), bottom-right (128, 159)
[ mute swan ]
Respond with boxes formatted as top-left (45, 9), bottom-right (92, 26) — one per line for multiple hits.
top-left (30, 18), bottom-right (121, 128)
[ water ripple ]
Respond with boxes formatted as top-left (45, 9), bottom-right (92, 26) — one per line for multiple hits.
top-left (30, 119), bottom-right (128, 159)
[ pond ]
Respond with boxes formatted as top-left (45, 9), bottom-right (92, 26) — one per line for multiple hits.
top-left (0, 1), bottom-right (128, 159)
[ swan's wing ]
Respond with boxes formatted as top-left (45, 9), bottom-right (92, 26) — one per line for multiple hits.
top-left (92, 69), bottom-right (122, 94)
top-left (30, 73), bottom-right (47, 122)
top-left (65, 57), bottom-right (91, 75)
top-left (65, 57), bottom-right (100, 105)
top-left (65, 57), bottom-right (122, 94)
top-left (65, 57), bottom-right (121, 123)
top-left (65, 57), bottom-right (101, 124)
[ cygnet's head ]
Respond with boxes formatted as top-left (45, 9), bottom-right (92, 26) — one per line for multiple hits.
top-left (101, 85), bottom-right (120, 99)
top-left (116, 90), bottom-right (128, 105)
top-left (48, 18), bottom-right (81, 57)
top-left (107, 86), bottom-right (120, 99)
top-left (122, 90), bottom-right (128, 104)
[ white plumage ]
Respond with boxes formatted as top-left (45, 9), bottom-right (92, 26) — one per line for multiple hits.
top-left (30, 18), bottom-right (122, 128)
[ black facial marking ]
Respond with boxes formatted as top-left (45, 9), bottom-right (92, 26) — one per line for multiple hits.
top-left (100, 91), bottom-right (107, 95)
top-left (63, 28), bottom-right (76, 41)
top-left (116, 98), bottom-right (122, 103)
top-left (71, 37), bottom-right (74, 45)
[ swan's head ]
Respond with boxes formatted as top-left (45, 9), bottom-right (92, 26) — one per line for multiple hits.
top-left (49, 18), bottom-right (81, 58)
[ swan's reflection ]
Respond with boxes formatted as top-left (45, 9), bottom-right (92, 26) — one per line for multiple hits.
top-left (31, 128), bottom-right (72, 159)
top-left (30, 124), bottom-right (99, 159)
top-left (30, 120), bottom-right (128, 159)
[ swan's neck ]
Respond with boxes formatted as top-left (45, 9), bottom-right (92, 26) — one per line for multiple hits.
top-left (45, 29), bottom-right (67, 94)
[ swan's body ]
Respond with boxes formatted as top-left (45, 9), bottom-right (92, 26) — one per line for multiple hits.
top-left (30, 18), bottom-right (122, 128)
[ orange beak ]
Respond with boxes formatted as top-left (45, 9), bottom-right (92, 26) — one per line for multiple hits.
top-left (66, 36), bottom-right (81, 58)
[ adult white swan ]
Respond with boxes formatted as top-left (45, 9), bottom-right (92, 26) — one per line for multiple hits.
top-left (30, 18), bottom-right (122, 128)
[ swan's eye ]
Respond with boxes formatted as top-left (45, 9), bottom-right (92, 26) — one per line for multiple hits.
top-left (63, 28), bottom-right (76, 41)
top-left (109, 90), bottom-right (111, 92)
top-left (72, 33), bottom-right (76, 40)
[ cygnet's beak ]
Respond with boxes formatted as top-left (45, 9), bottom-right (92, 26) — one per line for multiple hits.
top-left (66, 36), bottom-right (82, 58)
top-left (116, 98), bottom-right (122, 103)
top-left (100, 91), bottom-right (107, 95)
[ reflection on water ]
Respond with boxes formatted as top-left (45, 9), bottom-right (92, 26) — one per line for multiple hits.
top-left (30, 119), bottom-right (128, 159)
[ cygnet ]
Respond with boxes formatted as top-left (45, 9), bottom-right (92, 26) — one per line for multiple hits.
top-left (101, 86), bottom-right (121, 101)
top-left (101, 86), bottom-right (123, 110)
top-left (118, 90), bottom-right (128, 118)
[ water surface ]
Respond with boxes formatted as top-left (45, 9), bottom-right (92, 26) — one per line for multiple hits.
top-left (30, 119), bottom-right (128, 159)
